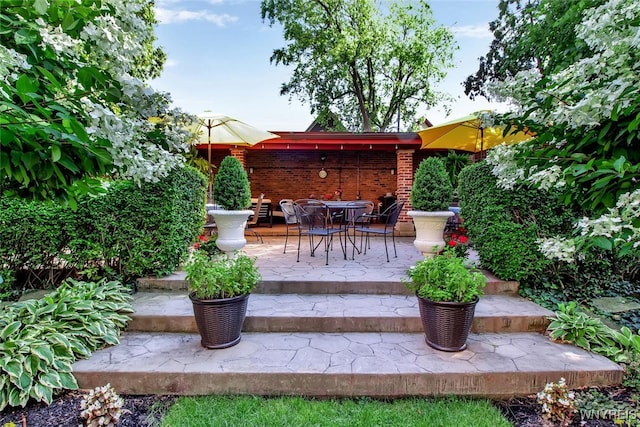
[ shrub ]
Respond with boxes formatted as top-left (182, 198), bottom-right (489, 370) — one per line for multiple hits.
top-left (457, 162), bottom-right (573, 282)
top-left (0, 279), bottom-right (133, 411)
top-left (410, 157), bottom-right (453, 211)
top-left (0, 166), bottom-right (206, 294)
top-left (213, 156), bottom-right (251, 210)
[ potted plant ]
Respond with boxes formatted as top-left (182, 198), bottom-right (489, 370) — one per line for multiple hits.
top-left (185, 250), bottom-right (261, 349)
top-left (407, 157), bottom-right (455, 257)
top-left (210, 156), bottom-right (254, 255)
top-left (404, 248), bottom-right (486, 351)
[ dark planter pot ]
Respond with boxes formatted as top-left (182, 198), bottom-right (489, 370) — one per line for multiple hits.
top-left (189, 292), bottom-right (249, 349)
top-left (417, 295), bottom-right (478, 352)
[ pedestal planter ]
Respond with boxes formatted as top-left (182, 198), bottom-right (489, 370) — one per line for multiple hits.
top-left (408, 210), bottom-right (454, 257)
top-left (417, 295), bottom-right (478, 352)
top-left (189, 293), bottom-right (249, 349)
top-left (210, 209), bottom-right (253, 256)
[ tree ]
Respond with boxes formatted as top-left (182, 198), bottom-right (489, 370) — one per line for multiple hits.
top-left (0, 0), bottom-right (191, 205)
top-left (463, 0), bottom-right (604, 100)
top-left (261, 0), bottom-right (456, 132)
top-left (484, 0), bottom-right (639, 256)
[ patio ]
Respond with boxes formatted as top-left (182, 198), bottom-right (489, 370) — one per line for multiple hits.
top-left (71, 236), bottom-right (623, 398)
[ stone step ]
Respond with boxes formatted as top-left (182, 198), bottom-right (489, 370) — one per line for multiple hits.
top-left (127, 292), bottom-right (552, 334)
top-left (72, 331), bottom-right (623, 398)
top-left (137, 271), bottom-right (519, 296)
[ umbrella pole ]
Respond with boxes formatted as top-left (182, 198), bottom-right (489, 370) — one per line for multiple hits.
top-left (207, 122), bottom-right (212, 203)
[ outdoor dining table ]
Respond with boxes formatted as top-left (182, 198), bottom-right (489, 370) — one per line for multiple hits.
top-left (322, 200), bottom-right (374, 259)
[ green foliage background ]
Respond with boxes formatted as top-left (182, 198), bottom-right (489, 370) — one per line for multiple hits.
top-left (457, 162), bottom-right (574, 282)
top-left (0, 166), bottom-right (206, 294)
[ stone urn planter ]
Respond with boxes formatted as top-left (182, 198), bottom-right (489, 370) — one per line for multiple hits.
top-left (407, 210), bottom-right (454, 257)
top-left (210, 209), bottom-right (253, 256)
top-left (408, 157), bottom-right (454, 257)
top-left (210, 155), bottom-right (253, 255)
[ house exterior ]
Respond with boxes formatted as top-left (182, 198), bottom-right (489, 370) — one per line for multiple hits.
top-left (197, 131), bottom-right (438, 233)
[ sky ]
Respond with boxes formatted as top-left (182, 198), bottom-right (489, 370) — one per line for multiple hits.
top-left (150, 0), bottom-right (508, 132)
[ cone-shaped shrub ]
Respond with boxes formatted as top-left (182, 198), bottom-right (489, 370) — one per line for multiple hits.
top-left (213, 156), bottom-right (251, 210)
top-left (410, 157), bottom-right (453, 211)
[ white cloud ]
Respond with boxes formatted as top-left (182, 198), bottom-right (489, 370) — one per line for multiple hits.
top-left (163, 58), bottom-right (179, 67)
top-left (451, 24), bottom-right (491, 39)
top-left (155, 8), bottom-right (238, 26)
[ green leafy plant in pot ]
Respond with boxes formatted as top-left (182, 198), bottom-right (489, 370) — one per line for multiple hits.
top-left (407, 157), bottom-right (455, 256)
top-left (210, 156), bottom-right (254, 255)
top-left (404, 248), bottom-right (486, 351)
top-left (185, 250), bottom-right (261, 349)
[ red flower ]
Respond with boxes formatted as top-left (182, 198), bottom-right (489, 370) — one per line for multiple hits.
top-left (457, 235), bottom-right (469, 244)
top-left (448, 240), bottom-right (457, 247)
top-left (194, 242), bottom-right (201, 249)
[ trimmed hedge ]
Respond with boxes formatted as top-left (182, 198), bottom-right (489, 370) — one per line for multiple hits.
top-left (0, 166), bottom-right (207, 293)
top-left (457, 162), bottom-right (574, 282)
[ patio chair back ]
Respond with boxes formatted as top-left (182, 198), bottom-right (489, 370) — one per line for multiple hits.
top-left (279, 199), bottom-right (297, 253)
top-left (246, 194), bottom-right (264, 243)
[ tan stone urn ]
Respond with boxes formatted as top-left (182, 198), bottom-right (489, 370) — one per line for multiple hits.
top-left (407, 210), bottom-right (454, 257)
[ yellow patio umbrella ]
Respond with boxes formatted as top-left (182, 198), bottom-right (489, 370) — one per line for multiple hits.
top-left (418, 111), bottom-right (534, 153)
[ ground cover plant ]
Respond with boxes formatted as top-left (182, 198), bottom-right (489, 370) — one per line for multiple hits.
top-left (0, 279), bottom-right (133, 411)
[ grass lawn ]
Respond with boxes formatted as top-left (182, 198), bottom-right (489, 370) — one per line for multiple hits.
top-left (160, 395), bottom-right (512, 426)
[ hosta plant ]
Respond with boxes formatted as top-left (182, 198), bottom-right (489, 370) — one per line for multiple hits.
top-left (0, 279), bottom-right (133, 411)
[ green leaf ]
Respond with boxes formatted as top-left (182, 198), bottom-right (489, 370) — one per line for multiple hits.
top-left (32, 345), bottom-right (54, 364)
top-left (14, 29), bottom-right (38, 45)
top-left (39, 371), bottom-right (62, 388)
top-left (24, 354), bottom-right (40, 375)
top-left (592, 236), bottom-right (613, 251)
top-left (0, 321), bottom-right (22, 340)
top-left (58, 371), bottom-right (78, 390)
top-left (51, 144), bottom-right (62, 162)
top-left (34, 0), bottom-right (49, 14)
top-left (4, 360), bottom-right (23, 379)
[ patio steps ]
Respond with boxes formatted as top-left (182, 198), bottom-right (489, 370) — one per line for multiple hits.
top-left (73, 276), bottom-right (624, 398)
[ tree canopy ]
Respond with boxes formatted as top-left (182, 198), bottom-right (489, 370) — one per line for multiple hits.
top-left (261, 0), bottom-right (456, 132)
top-left (463, 0), bottom-right (604, 100)
top-left (0, 0), bottom-right (191, 205)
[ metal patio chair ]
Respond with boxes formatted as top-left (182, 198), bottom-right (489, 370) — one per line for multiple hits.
top-left (354, 201), bottom-right (405, 262)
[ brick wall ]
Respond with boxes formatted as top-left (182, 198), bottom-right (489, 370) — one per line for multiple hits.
top-left (207, 148), bottom-right (437, 229)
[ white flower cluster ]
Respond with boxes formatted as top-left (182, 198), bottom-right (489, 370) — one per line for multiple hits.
top-left (0, 46), bottom-right (31, 87)
top-left (36, 18), bottom-right (81, 57)
top-left (537, 237), bottom-right (577, 263)
top-left (485, 143), bottom-right (526, 190)
top-left (577, 189), bottom-right (640, 248)
top-left (27, 0), bottom-right (190, 184)
top-left (528, 164), bottom-right (566, 191)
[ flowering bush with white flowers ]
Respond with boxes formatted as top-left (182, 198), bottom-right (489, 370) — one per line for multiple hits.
top-left (536, 377), bottom-right (577, 427)
top-left (0, 1), bottom-right (193, 203)
top-left (486, 0), bottom-right (639, 259)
